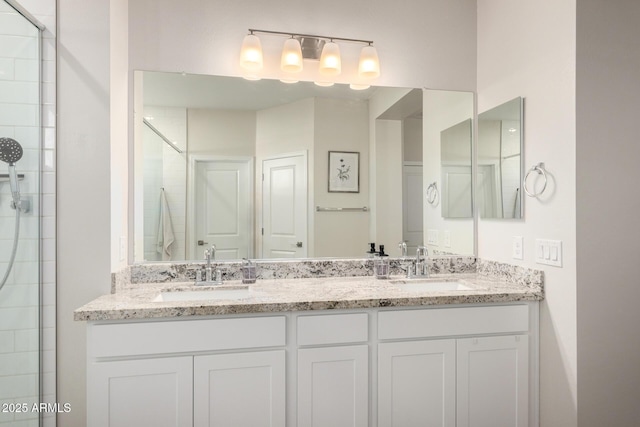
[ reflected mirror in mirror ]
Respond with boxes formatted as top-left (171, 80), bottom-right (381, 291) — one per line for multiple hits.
top-left (477, 97), bottom-right (523, 219)
top-left (440, 119), bottom-right (472, 219)
top-left (133, 72), bottom-right (475, 262)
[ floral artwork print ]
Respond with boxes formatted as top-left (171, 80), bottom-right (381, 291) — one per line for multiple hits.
top-left (328, 151), bottom-right (359, 193)
top-left (337, 158), bottom-right (351, 181)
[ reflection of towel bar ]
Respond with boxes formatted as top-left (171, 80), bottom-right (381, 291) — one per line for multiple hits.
top-left (0, 174), bottom-right (25, 182)
top-left (316, 206), bottom-right (368, 212)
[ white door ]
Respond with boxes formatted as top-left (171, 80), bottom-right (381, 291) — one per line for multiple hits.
top-left (262, 153), bottom-right (307, 258)
top-left (194, 350), bottom-right (286, 427)
top-left (378, 339), bottom-right (456, 427)
top-left (441, 165), bottom-right (473, 218)
top-left (297, 345), bottom-right (369, 427)
top-left (88, 357), bottom-right (193, 427)
top-left (194, 159), bottom-right (252, 260)
top-left (457, 335), bottom-right (529, 427)
top-left (403, 164), bottom-right (424, 253)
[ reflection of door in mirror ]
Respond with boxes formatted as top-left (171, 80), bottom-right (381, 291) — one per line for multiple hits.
top-left (191, 158), bottom-right (253, 260)
top-left (403, 164), bottom-right (423, 254)
top-left (262, 153), bottom-right (308, 258)
top-left (440, 119), bottom-right (473, 219)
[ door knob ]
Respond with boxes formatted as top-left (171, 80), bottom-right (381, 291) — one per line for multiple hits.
top-left (296, 242), bottom-right (303, 248)
top-left (197, 240), bottom-right (209, 246)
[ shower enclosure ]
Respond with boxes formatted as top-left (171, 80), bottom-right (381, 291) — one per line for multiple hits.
top-left (0, 1), bottom-right (43, 426)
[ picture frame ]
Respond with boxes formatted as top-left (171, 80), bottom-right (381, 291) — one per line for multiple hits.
top-left (328, 151), bottom-right (360, 193)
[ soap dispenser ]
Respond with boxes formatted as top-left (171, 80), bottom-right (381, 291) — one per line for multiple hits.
top-left (366, 243), bottom-right (377, 258)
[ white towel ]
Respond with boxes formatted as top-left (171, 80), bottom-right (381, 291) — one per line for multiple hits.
top-left (156, 189), bottom-right (175, 261)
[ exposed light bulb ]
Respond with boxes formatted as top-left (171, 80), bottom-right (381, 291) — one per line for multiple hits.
top-left (358, 45), bottom-right (380, 78)
top-left (240, 34), bottom-right (263, 71)
top-left (281, 38), bottom-right (303, 72)
top-left (319, 41), bottom-right (341, 76)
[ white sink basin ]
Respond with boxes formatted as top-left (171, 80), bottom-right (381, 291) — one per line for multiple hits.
top-left (153, 288), bottom-right (255, 302)
top-left (390, 278), bottom-right (473, 292)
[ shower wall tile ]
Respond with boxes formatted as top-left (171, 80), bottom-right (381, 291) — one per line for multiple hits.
top-left (0, 58), bottom-right (14, 80)
top-left (0, 1), bottom-right (56, 423)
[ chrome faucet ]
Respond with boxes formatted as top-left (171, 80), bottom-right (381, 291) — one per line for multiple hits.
top-left (196, 247), bottom-right (223, 286)
top-left (408, 245), bottom-right (429, 278)
top-left (398, 241), bottom-right (408, 257)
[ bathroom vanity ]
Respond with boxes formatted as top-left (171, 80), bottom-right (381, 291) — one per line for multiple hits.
top-left (76, 261), bottom-right (542, 427)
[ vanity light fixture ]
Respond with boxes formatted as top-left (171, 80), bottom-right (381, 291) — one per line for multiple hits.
top-left (349, 83), bottom-right (370, 91)
top-left (240, 29), bottom-right (380, 83)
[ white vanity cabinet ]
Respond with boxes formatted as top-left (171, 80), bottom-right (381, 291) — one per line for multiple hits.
top-left (377, 304), bottom-right (534, 427)
top-left (86, 302), bottom-right (538, 427)
top-left (86, 316), bottom-right (287, 427)
top-left (88, 356), bottom-right (194, 427)
top-left (193, 350), bottom-right (286, 427)
top-left (296, 313), bottom-right (370, 427)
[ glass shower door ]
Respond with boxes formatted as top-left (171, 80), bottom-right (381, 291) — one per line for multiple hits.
top-left (0, 1), bottom-right (42, 426)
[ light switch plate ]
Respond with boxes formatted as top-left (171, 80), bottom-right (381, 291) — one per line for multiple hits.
top-left (427, 229), bottom-right (439, 246)
top-left (443, 231), bottom-right (451, 248)
top-left (512, 236), bottom-right (524, 260)
top-left (535, 239), bottom-right (562, 267)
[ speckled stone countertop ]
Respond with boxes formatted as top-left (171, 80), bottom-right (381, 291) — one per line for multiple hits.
top-left (74, 270), bottom-right (543, 321)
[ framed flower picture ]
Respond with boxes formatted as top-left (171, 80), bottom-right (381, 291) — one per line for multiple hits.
top-left (328, 151), bottom-right (360, 193)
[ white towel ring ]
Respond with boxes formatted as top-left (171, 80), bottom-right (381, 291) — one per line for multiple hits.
top-left (426, 182), bottom-right (439, 205)
top-left (523, 162), bottom-right (547, 197)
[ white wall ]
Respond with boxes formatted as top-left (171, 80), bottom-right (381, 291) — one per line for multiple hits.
top-left (477, 1), bottom-right (577, 426)
top-left (127, 0), bottom-right (476, 91)
top-left (188, 109), bottom-right (256, 156)
top-left (403, 117), bottom-right (422, 162)
top-left (313, 97), bottom-right (369, 257)
top-left (576, 1), bottom-right (640, 425)
top-left (58, 0), bottom-right (128, 425)
top-left (374, 119), bottom-right (403, 249)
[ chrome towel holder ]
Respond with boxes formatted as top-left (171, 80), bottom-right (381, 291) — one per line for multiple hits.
top-left (426, 182), bottom-right (439, 205)
top-left (523, 162), bottom-right (548, 197)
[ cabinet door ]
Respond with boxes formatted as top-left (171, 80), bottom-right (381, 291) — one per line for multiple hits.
top-left (194, 350), bottom-right (286, 427)
top-left (457, 335), bottom-right (529, 427)
top-left (297, 345), bottom-right (369, 427)
top-left (88, 356), bottom-right (193, 427)
top-left (378, 339), bottom-right (456, 427)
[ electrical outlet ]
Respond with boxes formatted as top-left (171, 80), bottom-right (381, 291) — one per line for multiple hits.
top-left (427, 229), bottom-right (439, 246)
top-left (535, 239), bottom-right (562, 267)
top-left (512, 236), bottom-right (523, 260)
top-left (443, 231), bottom-right (451, 248)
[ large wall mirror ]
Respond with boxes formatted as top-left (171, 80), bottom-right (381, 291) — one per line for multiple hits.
top-left (477, 97), bottom-right (524, 219)
top-left (133, 72), bottom-right (475, 262)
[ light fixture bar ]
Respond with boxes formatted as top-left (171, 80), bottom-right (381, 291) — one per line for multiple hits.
top-left (248, 29), bottom-right (373, 46)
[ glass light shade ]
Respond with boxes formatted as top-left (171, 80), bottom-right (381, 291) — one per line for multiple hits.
top-left (350, 83), bottom-right (370, 91)
top-left (280, 78), bottom-right (299, 84)
top-left (319, 42), bottom-right (341, 76)
top-left (358, 45), bottom-right (380, 78)
top-left (281, 38), bottom-right (303, 72)
top-left (240, 34), bottom-right (263, 71)
top-left (314, 81), bottom-right (334, 87)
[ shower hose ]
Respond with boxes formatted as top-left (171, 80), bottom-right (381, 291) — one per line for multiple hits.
top-left (0, 207), bottom-right (21, 292)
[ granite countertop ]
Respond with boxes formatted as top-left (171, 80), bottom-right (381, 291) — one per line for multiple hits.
top-left (74, 273), bottom-right (543, 321)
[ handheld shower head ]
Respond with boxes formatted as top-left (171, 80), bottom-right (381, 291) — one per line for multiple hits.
top-left (0, 138), bottom-right (23, 165)
top-left (0, 138), bottom-right (23, 208)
